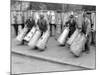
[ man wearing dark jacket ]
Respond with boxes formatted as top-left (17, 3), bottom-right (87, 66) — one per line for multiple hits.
top-left (81, 13), bottom-right (91, 53)
top-left (21, 16), bottom-right (36, 45)
top-left (25, 17), bottom-right (36, 33)
top-left (37, 15), bottom-right (48, 36)
top-left (65, 15), bottom-right (78, 38)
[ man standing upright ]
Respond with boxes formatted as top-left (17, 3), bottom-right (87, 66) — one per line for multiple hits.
top-left (11, 11), bottom-right (17, 36)
top-left (81, 13), bottom-right (91, 53)
top-left (16, 12), bottom-right (24, 34)
top-left (49, 11), bottom-right (56, 37)
top-left (91, 12), bottom-right (96, 46)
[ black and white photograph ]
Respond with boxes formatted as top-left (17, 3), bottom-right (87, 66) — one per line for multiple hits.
top-left (11, 0), bottom-right (96, 74)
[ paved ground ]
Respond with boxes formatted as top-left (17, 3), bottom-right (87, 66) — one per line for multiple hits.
top-left (11, 36), bottom-right (96, 69)
top-left (11, 53), bottom-right (86, 74)
top-left (11, 26), bottom-right (96, 74)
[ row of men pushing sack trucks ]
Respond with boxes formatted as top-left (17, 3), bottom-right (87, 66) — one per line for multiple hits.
top-left (15, 11), bottom-right (96, 57)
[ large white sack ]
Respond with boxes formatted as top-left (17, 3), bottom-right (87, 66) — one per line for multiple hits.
top-left (28, 30), bottom-right (41, 48)
top-left (36, 30), bottom-right (50, 50)
top-left (67, 29), bottom-right (79, 45)
top-left (57, 27), bottom-right (69, 45)
top-left (70, 34), bottom-right (86, 56)
top-left (24, 27), bottom-right (36, 42)
top-left (16, 27), bottom-right (28, 42)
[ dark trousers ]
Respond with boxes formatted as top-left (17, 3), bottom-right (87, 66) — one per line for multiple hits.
top-left (13, 24), bottom-right (24, 36)
top-left (85, 36), bottom-right (90, 50)
top-left (20, 24), bottom-right (24, 29)
top-left (18, 24), bottom-right (24, 29)
top-left (84, 33), bottom-right (91, 52)
top-left (49, 23), bottom-right (56, 36)
top-left (91, 31), bottom-right (96, 45)
top-left (13, 24), bottom-right (18, 36)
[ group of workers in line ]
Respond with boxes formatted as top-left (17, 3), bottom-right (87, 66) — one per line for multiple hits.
top-left (11, 10), bottom-right (96, 55)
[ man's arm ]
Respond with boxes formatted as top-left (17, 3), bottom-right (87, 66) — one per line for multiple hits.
top-left (65, 20), bottom-right (70, 27)
top-left (86, 18), bottom-right (91, 36)
top-left (32, 19), bottom-right (36, 27)
top-left (74, 20), bottom-right (78, 29)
